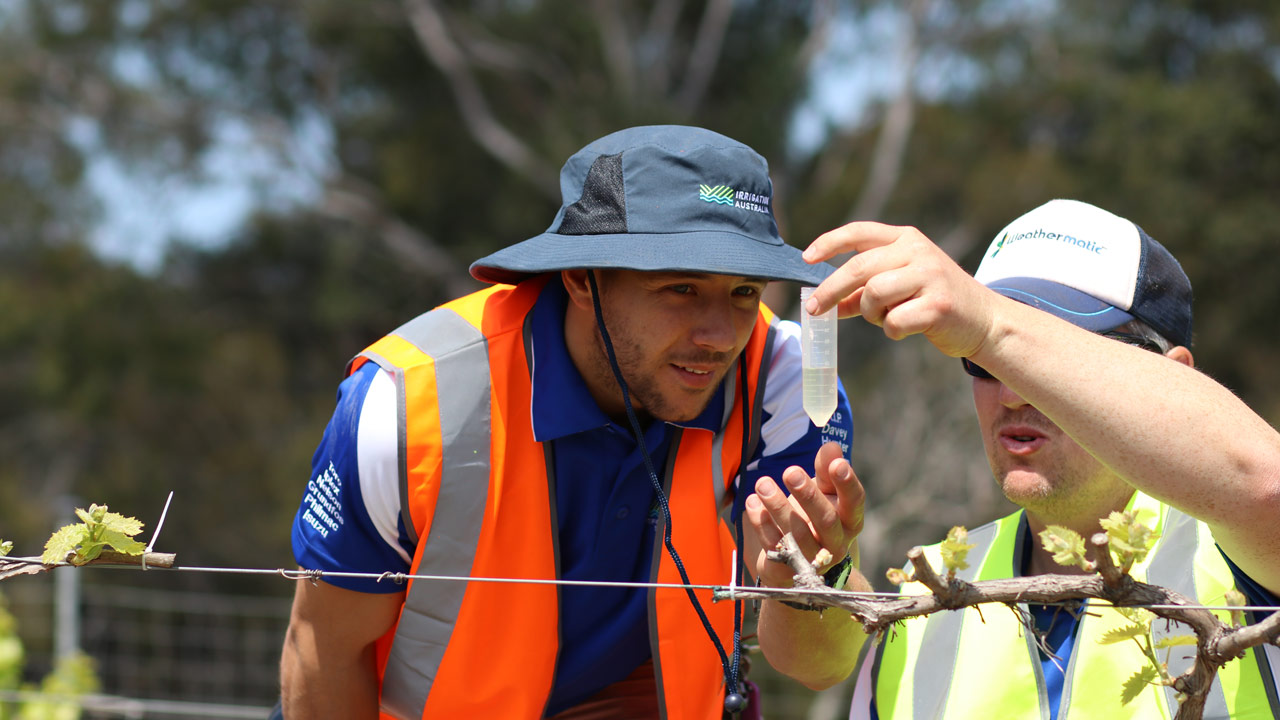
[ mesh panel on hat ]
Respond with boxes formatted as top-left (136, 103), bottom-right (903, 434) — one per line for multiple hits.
top-left (556, 153), bottom-right (627, 235)
top-left (1131, 225), bottom-right (1194, 347)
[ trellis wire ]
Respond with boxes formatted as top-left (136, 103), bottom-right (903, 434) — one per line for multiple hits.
top-left (26, 560), bottom-right (1267, 613)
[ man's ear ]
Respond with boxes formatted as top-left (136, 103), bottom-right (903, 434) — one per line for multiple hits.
top-left (561, 269), bottom-right (595, 310)
top-left (1167, 345), bottom-right (1195, 369)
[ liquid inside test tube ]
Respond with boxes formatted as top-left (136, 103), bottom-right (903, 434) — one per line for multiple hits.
top-left (800, 287), bottom-right (838, 427)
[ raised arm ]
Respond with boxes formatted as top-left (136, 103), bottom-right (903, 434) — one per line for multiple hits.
top-left (804, 220), bottom-right (1280, 595)
top-left (280, 579), bottom-right (404, 719)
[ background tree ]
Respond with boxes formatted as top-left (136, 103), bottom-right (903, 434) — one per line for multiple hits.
top-left (2, 1), bottom-right (1280, 716)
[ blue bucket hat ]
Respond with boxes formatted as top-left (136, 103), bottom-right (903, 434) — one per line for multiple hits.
top-left (470, 125), bottom-right (834, 286)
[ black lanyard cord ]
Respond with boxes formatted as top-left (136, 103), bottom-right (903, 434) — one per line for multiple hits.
top-left (585, 271), bottom-right (746, 714)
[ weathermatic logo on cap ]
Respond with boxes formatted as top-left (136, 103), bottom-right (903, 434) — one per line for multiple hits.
top-left (699, 184), bottom-right (771, 215)
top-left (990, 227), bottom-right (1106, 257)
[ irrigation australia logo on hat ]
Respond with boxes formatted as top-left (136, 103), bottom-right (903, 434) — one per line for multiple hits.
top-left (698, 184), bottom-right (771, 214)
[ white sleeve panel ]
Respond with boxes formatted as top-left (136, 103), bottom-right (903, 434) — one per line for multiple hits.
top-left (755, 319), bottom-right (812, 467)
top-left (356, 368), bottom-right (412, 565)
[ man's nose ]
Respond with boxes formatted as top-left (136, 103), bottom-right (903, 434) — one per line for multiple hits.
top-left (997, 380), bottom-right (1030, 409)
top-left (690, 297), bottom-right (738, 352)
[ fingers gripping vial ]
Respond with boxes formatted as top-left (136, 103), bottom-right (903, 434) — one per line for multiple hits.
top-left (800, 286), bottom-right (838, 427)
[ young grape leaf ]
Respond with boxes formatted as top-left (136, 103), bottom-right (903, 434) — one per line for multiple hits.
top-left (74, 539), bottom-right (109, 564)
top-left (42, 525), bottom-right (91, 564)
top-left (1100, 510), bottom-right (1159, 567)
top-left (940, 527), bottom-right (975, 573)
top-left (0, 540), bottom-right (11, 558)
top-left (1099, 623), bottom-right (1148, 645)
top-left (1121, 665), bottom-right (1159, 705)
top-left (1039, 525), bottom-right (1088, 569)
top-left (98, 529), bottom-right (146, 556)
top-left (99, 511), bottom-right (144, 538)
top-left (1154, 635), bottom-right (1197, 649)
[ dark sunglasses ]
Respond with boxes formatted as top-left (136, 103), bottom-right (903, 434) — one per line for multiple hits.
top-left (961, 332), bottom-right (1167, 380)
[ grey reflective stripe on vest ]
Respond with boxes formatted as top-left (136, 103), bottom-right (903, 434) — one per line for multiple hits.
top-left (378, 308), bottom-right (492, 720)
top-left (907, 520), bottom-right (1003, 718)
top-left (745, 320), bottom-right (776, 465)
top-left (1144, 508), bottom-right (1231, 719)
top-left (1258, 641), bottom-right (1280, 715)
top-left (710, 362), bottom-right (735, 513)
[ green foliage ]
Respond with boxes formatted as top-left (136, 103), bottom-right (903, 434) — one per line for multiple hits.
top-left (0, 592), bottom-right (22, 701)
top-left (1039, 526), bottom-right (1091, 571)
top-left (0, 590), bottom-right (98, 720)
top-left (1040, 513), bottom-right (1159, 575)
top-left (15, 652), bottom-right (99, 720)
top-left (0, 542), bottom-right (10, 558)
top-left (1121, 665), bottom-right (1159, 706)
top-left (1100, 510), bottom-right (1160, 573)
top-left (1099, 606), bottom-right (1185, 707)
top-left (1098, 623), bottom-right (1149, 645)
top-left (939, 526), bottom-right (975, 576)
top-left (1153, 635), bottom-right (1197, 650)
top-left (40, 504), bottom-right (145, 565)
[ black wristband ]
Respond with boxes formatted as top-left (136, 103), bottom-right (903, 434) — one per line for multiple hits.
top-left (779, 554), bottom-right (852, 611)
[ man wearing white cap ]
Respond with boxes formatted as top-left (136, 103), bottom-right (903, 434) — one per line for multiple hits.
top-left (786, 200), bottom-right (1280, 718)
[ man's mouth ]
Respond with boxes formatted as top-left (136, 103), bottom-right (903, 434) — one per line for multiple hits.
top-left (999, 425), bottom-right (1048, 454)
top-left (670, 363), bottom-right (719, 388)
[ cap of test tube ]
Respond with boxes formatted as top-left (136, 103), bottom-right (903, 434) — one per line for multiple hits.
top-left (800, 287), bottom-right (837, 427)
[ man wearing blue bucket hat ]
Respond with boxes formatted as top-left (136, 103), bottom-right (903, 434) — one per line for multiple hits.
top-left (798, 200), bottom-right (1280, 718)
top-left (280, 126), bottom-right (869, 718)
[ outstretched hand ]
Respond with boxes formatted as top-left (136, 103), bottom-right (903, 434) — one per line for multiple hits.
top-left (801, 221), bottom-right (998, 359)
top-left (744, 442), bottom-right (864, 589)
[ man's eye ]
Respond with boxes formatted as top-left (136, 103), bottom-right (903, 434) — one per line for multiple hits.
top-left (734, 286), bottom-right (762, 297)
top-left (669, 285), bottom-right (694, 294)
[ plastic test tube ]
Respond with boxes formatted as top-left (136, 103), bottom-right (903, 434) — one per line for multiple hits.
top-left (800, 286), bottom-right (838, 427)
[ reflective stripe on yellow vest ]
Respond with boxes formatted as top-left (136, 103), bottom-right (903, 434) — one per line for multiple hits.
top-left (853, 492), bottom-right (1280, 720)
top-left (349, 277), bottom-right (778, 719)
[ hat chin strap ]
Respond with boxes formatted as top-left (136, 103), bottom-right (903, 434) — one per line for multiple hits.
top-left (585, 270), bottom-right (748, 714)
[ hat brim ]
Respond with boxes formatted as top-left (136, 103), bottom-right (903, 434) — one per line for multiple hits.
top-left (987, 276), bottom-right (1135, 334)
top-left (470, 231), bottom-right (835, 286)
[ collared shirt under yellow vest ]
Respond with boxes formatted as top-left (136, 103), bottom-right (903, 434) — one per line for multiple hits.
top-left (347, 276), bottom-right (779, 719)
top-left (851, 491), bottom-right (1280, 720)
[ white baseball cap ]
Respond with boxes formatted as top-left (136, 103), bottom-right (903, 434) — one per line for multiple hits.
top-left (975, 199), bottom-right (1193, 347)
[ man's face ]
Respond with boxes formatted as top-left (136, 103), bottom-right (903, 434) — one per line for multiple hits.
top-left (587, 270), bottom-right (766, 423)
top-left (971, 377), bottom-right (1132, 524)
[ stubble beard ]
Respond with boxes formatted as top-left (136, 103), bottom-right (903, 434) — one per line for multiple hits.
top-left (990, 447), bottom-right (1132, 529)
top-left (594, 325), bottom-right (725, 424)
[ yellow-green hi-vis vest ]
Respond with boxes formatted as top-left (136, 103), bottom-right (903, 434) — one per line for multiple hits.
top-left (850, 492), bottom-right (1280, 719)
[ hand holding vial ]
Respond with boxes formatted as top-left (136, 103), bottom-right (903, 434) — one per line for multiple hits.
top-left (800, 286), bottom-right (837, 427)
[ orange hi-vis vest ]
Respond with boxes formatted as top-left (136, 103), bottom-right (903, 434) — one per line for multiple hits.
top-left (347, 276), bottom-right (779, 719)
